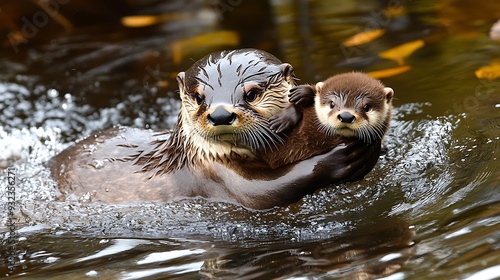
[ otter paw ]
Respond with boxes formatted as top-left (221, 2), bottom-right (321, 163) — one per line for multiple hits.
top-left (269, 115), bottom-right (293, 133)
top-left (289, 85), bottom-right (315, 107)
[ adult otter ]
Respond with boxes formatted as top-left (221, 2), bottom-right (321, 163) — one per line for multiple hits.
top-left (50, 49), bottom-right (379, 209)
top-left (263, 72), bottom-right (394, 169)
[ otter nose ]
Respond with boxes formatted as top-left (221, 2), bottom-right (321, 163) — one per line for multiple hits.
top-left (338, 112), bottom-right (356, 123)
top-left (207, 106), bottom-right (237, 126)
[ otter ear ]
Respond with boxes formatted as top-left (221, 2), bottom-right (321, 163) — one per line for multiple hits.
top-left (384, 87), bottom-right (394, 103)
top-left (315, 82), bottom-right (324, 93)
top-left (280, 63), bottom-right (295, 82)
top-left (176, 72), bottom-right (186, 93)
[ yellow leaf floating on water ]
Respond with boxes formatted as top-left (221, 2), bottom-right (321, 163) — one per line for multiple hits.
top-left (342, 29), bottom-right (385, 47)
top-left (378, 39), bottom-right (425, 65)
top-left (171, 31), bottom-right (240, 64)
top-left (121, 15), bottom-right (162, 27)
top-left (122, 14), bottom-right (187, 28)
top-left (475, 61), bottom-right (500, 81)
top-left (367, 65), bottom-right (412, 79)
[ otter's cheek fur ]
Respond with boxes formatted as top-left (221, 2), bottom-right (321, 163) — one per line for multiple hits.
top-left (366, 107), bottom-right (386, 130)
top-left (252, 84), bottom-right (293, 119)
top-left (180, 98), bottom-right (199, 130)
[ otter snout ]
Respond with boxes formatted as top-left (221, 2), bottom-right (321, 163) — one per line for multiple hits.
top-left (337, 111), bottom-right (356, 123)
top-left (207, 106), bottom-right (237, 126)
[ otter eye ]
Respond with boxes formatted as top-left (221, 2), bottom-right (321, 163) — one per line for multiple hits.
top-left (363, 104), bottom-right (371, 112)
top-left (244, 89), bottom-right (261, 103)
top-left (194, 93), bottom-right (203, 105)
top-left (330, 101), bottom-right (335, 109)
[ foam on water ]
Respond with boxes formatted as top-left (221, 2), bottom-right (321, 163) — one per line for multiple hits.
top-left (0, 81), bottom-right (180, 143)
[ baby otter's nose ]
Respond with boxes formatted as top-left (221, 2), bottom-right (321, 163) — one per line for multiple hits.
top-left (207, 106), bottom-right (237, 126)
top-left (338, 111), bottom-right (356, 123)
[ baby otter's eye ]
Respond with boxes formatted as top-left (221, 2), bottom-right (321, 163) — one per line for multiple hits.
top-left (330, 101), bottom-right (336, 109)
top-left (194, 93), bottom-right (204, 105)
top-left (244, 89), bottom-right (261, 103)
top-left (363, 104), bottom-right (371, 112)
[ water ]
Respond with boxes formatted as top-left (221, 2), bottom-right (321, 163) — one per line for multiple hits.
top-left (1, 0), bottom-right (499, 279)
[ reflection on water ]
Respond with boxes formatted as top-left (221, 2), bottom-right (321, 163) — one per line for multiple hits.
top-left (1, 0), bottom-right (500, 279)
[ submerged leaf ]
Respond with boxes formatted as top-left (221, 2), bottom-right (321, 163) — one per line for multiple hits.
top-left (475, 61), bottom-right (500, 81)
top-left (342, 29), bottom-right (385, 47)
top-left (121, 15), bottom-right (163, 27)
top-left (367, 65), bottom-right (412, 78)
top-left (121, 14), bottom-right (188, 28)
top-left (170, 31), bottom-right (240, 64)
top-left (378, 40), bottom-right (425, 65)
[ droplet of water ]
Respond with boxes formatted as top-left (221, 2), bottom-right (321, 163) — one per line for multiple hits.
top-left (92, 160), bottom-right (105, 169)
top-left (45, 257), bottom-right (59, 263)
top-left (85, 270), bottom-right (99, 277)
top-left (47, 89), bottom-right (59, 98)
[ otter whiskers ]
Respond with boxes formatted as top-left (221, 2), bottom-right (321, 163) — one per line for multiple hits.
top-left (237, 118), bottom-right (284, 153)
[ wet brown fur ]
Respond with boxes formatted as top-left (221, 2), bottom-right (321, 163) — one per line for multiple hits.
top-left (262, 72), bottom-right (393, 169)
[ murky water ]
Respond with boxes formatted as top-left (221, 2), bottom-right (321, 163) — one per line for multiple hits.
top-left (1, 0), bottom-right (499, 279)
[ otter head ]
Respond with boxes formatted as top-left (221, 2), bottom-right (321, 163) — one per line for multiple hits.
top-left (314, 72), bottom-right (394, 143)
top-left (176, 49), bottom-right (296, 161)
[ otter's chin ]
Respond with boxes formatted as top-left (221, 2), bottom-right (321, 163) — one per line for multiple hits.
top-left (198, 132), bottom-right (236, 143)
top-left (199, 131), bottom-right (250, 149)
top-left (208, 126), bottom-right (239, 135)
top-left (217, 134), bottom-right (236, 141)
top-left (335, 127), bottom-right (356, 137)
top-left (196, 124), bottom-right (238, 138)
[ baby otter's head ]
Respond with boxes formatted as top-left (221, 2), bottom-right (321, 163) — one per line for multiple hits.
top-left (314, 72), bottom-right (394, 143)
top-left (176, 49), bottom-right (296, 160)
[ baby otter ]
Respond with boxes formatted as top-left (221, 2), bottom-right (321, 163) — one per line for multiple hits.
top-left (263, 72), bottom-right (394, 169)
top-left (50, 50), bottom-right (380, 209)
